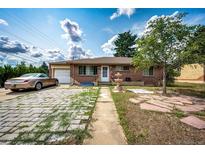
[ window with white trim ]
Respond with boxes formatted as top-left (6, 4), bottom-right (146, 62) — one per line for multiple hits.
top-left (79, 66), bottom-right (97, 75)
top-left (115, 65), bottom-right (130, 71)
top-left (143, 66), bottom-right (154, 76)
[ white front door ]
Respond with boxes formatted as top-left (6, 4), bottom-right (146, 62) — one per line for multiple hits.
top-left (101, 66), bottom-right (109, 82)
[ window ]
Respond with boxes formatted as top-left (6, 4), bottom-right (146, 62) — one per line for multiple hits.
top-left (79, 66), bottom-right (97, 75)
top-left (123, 66), bottom-right (129, 71)
top-left (115, 66), bottom-right (129, 71)
top-left (38, 74), bottom-right (48, 78)
top-left (143, 67), bottom-right (154, 76)
top-left (79, 66), bottom-right (86, 75)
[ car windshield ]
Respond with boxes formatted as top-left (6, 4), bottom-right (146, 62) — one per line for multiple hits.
top-left (20, 73), bottom-right (40, 77)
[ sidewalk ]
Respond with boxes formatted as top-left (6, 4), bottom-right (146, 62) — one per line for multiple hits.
top-left (83, 87), bottom-right (127, 145)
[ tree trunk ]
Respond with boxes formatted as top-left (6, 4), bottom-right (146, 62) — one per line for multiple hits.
top-left (162, 64), bottom-right (167, 95)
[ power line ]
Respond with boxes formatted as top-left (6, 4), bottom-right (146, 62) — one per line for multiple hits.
top-left (0, 51), bottom-right (40, 63)
top-left (0, 28), bottom-right (46, 51)
top-left (3, 10), bottom-right (67, 51)
top-left (0, 29), bottom-right (46, 63)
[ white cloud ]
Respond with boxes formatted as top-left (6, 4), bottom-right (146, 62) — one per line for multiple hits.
top-left (67, 44), bottom-right (93, 60)
top-left (31, 52), bottom-right (43, 58)
top-left (0, 35), bottom-right (68, 65)
top-left (110, 8), bottom-right (135, 20)
top-left (60, 18), bottom-right (82, 43)
top-left (131, 22), bottom-right (146, 37)
top-left (0, 36), bottom-right (29, 53)
top-left (101, 35), bottom-right (118, 55)
top-left (0, 19), bottom-right (8, 26)
top-left (60, 18), bottom-right (93, 60)
top-left (45, 49), bottom-right (65, 61)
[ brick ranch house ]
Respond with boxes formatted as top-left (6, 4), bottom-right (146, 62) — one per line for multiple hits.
top-left (49, 57), bottom-right (163, 86)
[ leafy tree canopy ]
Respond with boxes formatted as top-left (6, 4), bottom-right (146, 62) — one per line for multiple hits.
top-left (183, 25), bottom-right (205, 64)
top-left (132, 12), bottom-right (196, 94)
top-left (114, 31), bottom-right (137, 57)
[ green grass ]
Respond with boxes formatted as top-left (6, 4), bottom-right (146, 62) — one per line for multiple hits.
top-left (193, 111), bottom-right (205, 117)
top-left (168, 82), bottom-right (205, 98)
top-left (110, 87), bottom-right (136, 144)
top-left (172, 109), bottom-right (187, 118)
top-left (121, 82), bottom-right (205, 98)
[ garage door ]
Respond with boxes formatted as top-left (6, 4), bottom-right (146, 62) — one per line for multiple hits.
top-left (54, 69), bottom-right (70, 83)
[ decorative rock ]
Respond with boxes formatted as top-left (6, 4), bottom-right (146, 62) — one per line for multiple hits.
top-left (140, 103), bottom-right (171, 113)
top-left (176, 105), bottom-right (202, 112)
top-left (179, 99), bottom-right (193, 105)
top-left (180, 116), bottom-right (205, 129)
top-left (164, 100), bottom-right (184, 106)
top-left (129, 98), bottom-right (143, 104)
top-left (146, 100), bottom-right (173, 110)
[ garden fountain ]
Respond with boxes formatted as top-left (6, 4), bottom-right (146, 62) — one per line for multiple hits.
top-left (113, 72), bottom-right (124, 92)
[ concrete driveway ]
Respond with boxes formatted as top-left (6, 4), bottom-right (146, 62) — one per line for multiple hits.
top-left (0, 85), bottom-right (98, 144)
top-left (0, 88), bottom-right (23, 102)
top-left (0, 85), bottom-right (68, 102)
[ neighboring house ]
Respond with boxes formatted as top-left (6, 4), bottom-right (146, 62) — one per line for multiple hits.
top-left (175, 64), bottom-right (205, 83)
top-left (49, 57), bottom-right (163, 86)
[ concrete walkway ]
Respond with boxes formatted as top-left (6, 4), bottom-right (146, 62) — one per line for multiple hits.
top-left (84, 87), bottom-right (127, 145)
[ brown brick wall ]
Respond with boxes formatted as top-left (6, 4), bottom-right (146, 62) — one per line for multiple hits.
top-left (110, 65), bottom-right (163, 86)
top-left (71, 65), bottom-right (100, 85)
top-left (71, 64), bottom-right (163, 86)
top-left (49, 63), bottom-right (163, 85)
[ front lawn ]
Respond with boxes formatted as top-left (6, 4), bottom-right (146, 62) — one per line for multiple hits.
top-left (168, 82), bottom-right (205, 98)
top-left (124, 82), bottom-right (205, 98)
top-left (110, 86), bottom-right (205, 144)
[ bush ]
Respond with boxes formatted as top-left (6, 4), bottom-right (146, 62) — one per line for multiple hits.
top-left (0, 61), bottom-right (48, 87)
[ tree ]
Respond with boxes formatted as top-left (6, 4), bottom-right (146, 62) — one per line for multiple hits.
top-left (183, 25), bottom-right (205, 64)
top-left (0, 62), bottom-right (49, 87)
top-left (39, 61), bottom-right (48, 75)
top-left (132, 12), bottom-right (195, 94)
top-left (114, 31), bottom-right (137, 57)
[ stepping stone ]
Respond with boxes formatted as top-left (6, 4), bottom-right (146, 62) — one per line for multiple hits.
top-left (140, 103), bottom-right (171, 113)
top-left (146, 100), bottom-right (173, 110)
top-left (191, 105), bottom-right (205, 110)
top-left (164, 100), bottom-right (184, 106)
top-left (176, 105), bottom-right (202, 112)
top-left (129, 98), bottom-right (143, 104)
top-left (180, 116), bottom-right (205, 129)
top-left (178, 98), bottom-right (193, 105)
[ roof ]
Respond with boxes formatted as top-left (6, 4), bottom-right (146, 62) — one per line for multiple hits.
top-left (49, 57), bottom-right (132, 65)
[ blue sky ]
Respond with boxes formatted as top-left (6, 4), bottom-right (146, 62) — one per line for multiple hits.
top-left (0, 8), bottom-right (205, 66)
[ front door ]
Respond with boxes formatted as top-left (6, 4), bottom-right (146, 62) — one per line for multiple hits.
top-left (101, 66), bottom-right (109, 82)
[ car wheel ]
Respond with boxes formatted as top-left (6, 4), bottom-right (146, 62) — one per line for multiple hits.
top-left (35, 82), bottom-right (42, 90)
top-left (55, 80), bottom-right (59, 86)
top-left (11, 89), bottom-right (19, 92)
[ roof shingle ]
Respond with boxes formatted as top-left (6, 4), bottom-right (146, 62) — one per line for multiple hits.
top-left (49, 57), bottom-right (132, 65)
